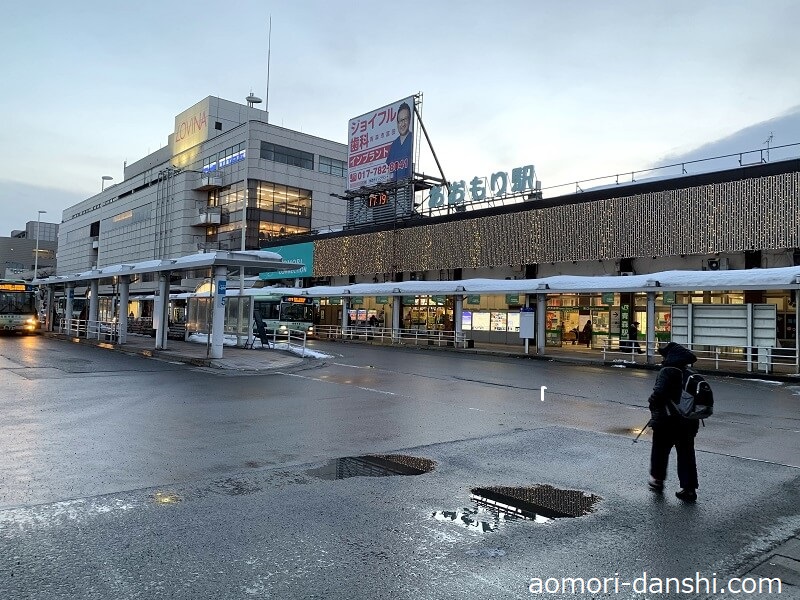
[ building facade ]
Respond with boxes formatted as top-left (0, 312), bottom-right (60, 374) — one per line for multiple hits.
top-left (57, 96), bottom-right (349, 292)
top-left (2, 220), bottom-right (58, 279)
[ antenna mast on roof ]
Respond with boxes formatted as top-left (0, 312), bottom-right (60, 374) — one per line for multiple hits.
top-left (265, 15), bottom-right (272, 122)
top-left (764, 131), bottom-right (773, 162)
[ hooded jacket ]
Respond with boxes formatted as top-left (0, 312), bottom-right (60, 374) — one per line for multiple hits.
top-left (647, 342), bottom-right (699, 430)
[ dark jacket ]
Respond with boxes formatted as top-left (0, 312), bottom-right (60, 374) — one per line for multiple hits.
top-left (647, 342), bottom-right (700, 433)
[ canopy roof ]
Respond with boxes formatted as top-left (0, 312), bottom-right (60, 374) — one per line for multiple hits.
top-left (34, 250), bottom-right (292, 285)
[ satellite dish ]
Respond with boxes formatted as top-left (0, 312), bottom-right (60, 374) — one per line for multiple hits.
top-left (246, 94), bottom-right (263, 107)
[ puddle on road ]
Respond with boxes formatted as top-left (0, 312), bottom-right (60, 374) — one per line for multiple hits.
top-left (434, 484), bottom-right (601, 532)
top-left (306, 454), bottom-right (435, 480)
top-left (606, 426), bottom-right (648, 438)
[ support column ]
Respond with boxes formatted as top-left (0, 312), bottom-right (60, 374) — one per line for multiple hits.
top-left (45, 286), bottom-right (54, 332)
top-left (795, 289), bottom-right (799, 375)
top-left (155, 273), bottom-right (170, 350)
top-left (392, 297), bottom-right (401, 340)
top-left (341, 298), bottom-right (350, 336)
top-left (211, 266), bottom-right (227, 359)
top-left (65, 284), bottom-right (74, 334)
top-left (454, 294), bottom-right (463, 339)
top-left (88, 280), bottom-right (99, 338)
top-left (646, 291), bottom-right (656, 364)
top-left (536, 293), bottom-right (547, 355)
top-left (118, 276), bottom-right (129, 345)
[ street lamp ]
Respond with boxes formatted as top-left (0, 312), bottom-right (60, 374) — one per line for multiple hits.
top-left (101, 175), bottom-right (113, 191)
top-left (33, 210), bottom-right (46, 279)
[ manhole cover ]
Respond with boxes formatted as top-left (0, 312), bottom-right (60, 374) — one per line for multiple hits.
top-left (306, 454), bottom-right (435, 480)
top-left (471, 484), bottom-right (601, 519)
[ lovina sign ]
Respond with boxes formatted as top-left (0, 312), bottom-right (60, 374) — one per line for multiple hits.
top-left (428, 165), bottom-right (537, 208)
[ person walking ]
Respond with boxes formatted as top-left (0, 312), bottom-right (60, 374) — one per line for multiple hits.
top-left (582, 320), bottom-right (593, 347)
top-left (646, 342), bottom-right (700, 502)
top-left (628, 321), bottom-right (644, 353)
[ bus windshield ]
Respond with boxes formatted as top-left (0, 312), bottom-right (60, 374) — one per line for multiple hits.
top-left (279, 302), bottom-right (314, 323)
top-left (0, 291), bottom-right (36, 315)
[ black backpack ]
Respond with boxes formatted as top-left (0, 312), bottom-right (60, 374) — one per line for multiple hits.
top-left (667, 367), bottom-right (714, 420)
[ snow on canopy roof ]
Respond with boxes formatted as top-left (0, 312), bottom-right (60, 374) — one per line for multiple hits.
top-left (212, 266), bottom-right (800, 298)
top-left (35, 250), bottom-right (289, 285)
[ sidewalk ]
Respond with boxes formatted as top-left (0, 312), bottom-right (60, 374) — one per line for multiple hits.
top-left (41, 332), bottom-right (308, 372)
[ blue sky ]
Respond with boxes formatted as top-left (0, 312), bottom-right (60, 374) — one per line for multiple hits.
top-left (2, 0), bottom-right (800, 233)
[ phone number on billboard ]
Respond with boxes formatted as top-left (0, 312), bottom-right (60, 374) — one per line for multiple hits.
top-left (350, 159), bottom-right (409, 183)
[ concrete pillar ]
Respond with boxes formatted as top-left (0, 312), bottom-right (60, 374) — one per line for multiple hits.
top-left (155, 273), bottom-right (170, 350)
top-left (88, 279), bottom-right (99, 338)
top-left (392, 297), bottom-right (401, 340)
top-left (118, 276), bottom-right (129, 345)
top-left (646, 291), bottom-right (656, 364)
top-left (341, 298), bottom-right (350, 334)
top-left (211, 266), bottom-right (227, 359)
top-left (454, 294), bottom-right (463, 338)
top-left (45, 286), bottom-right (54, 332)
top-left (65, 284), bottom-right (74, 333)
top-left (536, 293), bottom-right (547, 355)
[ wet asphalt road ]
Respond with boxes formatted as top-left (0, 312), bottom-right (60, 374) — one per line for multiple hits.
top-left (1, 335), bottom-right (798, 599)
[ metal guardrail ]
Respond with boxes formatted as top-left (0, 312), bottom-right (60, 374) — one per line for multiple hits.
top-left (58, 318), bottom-right (119, 342)
top-left (251, 327), bottom-right (309, 356)
top-left (314, 325), bottom-right (470, 348)
top-left (601, 339), bottom-right (799, 374)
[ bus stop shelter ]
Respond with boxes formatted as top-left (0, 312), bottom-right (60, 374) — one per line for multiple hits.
top-left (34, 250), bottom-right (298, 359)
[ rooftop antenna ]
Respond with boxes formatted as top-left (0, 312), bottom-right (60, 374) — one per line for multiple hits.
top-left (265, 15), bottom-right (272, 122)
top-left (763, 131), bottom-right (774, 162)
top-left (246, 90), bottom-right (263, 108)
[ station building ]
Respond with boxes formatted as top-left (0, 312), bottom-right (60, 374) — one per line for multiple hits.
top-left (54, 94), bottom-right (800, 357)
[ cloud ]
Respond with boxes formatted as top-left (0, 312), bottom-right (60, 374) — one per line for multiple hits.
top-left (0, 180), bottom-right (84, 234)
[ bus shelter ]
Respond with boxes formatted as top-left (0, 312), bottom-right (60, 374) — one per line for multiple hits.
top-left (34, 250), bottom-right (297, 359)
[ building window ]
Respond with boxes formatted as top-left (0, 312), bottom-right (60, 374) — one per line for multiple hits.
top-left (260, 142), bottom-right (314, 170)
top-left (319, 155), bottom-right (346, 177)
top-left (251, 181), bottom-right (312, 245)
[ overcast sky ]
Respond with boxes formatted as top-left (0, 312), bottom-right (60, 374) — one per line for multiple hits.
top-left (2, 0), bottom-right (800, 234)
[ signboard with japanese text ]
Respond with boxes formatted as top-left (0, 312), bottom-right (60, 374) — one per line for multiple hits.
top-left (347, 96), bottom-right (415, 191)
top-left (428, 165), bottom-right (536, 209)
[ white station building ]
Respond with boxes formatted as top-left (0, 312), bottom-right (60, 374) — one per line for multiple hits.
top-left (56, 95), bottom-right (349, 293)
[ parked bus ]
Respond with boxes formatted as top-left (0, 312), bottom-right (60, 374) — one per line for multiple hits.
top-left (185, 290), bottom-right (317, 337)
top-left (253, 293), bottom-right (317, 336)
top-left (0, 280), bottom-right (39, 333)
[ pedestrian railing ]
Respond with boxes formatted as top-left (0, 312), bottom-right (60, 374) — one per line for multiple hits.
top-left (58, 318), bottom-right (119, 343)
top-left (314, 325), bottom-right (470, 348)
top-left (601, 339), bottom-right (799, 374)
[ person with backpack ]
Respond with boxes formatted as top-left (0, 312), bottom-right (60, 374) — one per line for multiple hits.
top-left (646, 342), bottom-right (702, 502)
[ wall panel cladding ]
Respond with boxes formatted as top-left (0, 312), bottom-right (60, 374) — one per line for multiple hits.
top-left (314, 173), bottom-right (800, 277)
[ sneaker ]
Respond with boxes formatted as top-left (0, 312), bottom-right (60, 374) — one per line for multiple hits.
top-left (648, 477), bottom-right (664, 492)
top-left (675, 489), bottom-right (697, 502)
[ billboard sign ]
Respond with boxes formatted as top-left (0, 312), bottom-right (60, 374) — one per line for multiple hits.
top-left (258, 242), bottom-right (314, 281)
top-left (347, 96), bottom-right (415, 191)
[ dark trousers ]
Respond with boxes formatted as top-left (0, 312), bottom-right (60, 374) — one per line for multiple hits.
top-left (650, 425), bottom-right (698, 489)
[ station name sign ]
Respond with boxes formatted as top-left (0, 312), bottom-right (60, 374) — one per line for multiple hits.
top-left (428, 165), bottom-right (535, 208)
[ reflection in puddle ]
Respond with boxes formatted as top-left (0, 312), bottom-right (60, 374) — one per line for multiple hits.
top-left (434, 484), bottom-right (601, 532)
top-left (306, 454), bottom-right (435, 480)
top-left (472, 485), bottom-right (601, 519)
top-left (432, 503), bottom-right (550, 533)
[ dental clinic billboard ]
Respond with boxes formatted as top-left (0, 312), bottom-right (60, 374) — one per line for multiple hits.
top-left (347, 96), bottom-right (415, 191)
top-left (258, 242), bottom-right (314, 281)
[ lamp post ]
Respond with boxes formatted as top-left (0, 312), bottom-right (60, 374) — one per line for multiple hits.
top-left (101, 175), bottom-right (113, 191)
top-left (33, 210), bottom-right (46, 279)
